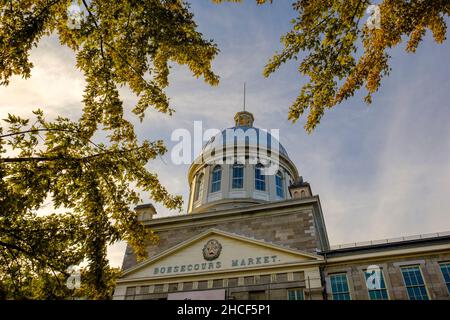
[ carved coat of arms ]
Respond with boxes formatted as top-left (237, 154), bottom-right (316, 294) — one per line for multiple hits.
top-left (202, 239), bottom-right (222, 261)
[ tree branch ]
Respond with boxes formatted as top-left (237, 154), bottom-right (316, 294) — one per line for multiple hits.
top-left (0, 128), bottom-right (79, 139)
top-left (0, 146), bottom-right (145, 163)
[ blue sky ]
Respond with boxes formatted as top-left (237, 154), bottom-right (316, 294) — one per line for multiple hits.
top-left (1, 1), bottom-right (450, 267)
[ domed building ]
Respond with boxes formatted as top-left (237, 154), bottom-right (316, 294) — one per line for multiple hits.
top-left (114, 111), bottom-right (450, 301)
top-left (187, 111), bottom-right (300, 213)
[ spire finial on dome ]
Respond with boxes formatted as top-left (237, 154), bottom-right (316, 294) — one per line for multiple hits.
top-left (243, 82), bottom-right (246, 112)
top-left (234, 82), bottom-right (254, 127)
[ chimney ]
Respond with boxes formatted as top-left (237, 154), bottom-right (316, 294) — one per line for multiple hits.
top-left (135, 203), bottom-right (156, 222)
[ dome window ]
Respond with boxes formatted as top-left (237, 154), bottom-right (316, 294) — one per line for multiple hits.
top-left (255, 164), bottom-right (266, 191)
top-left (211, 165), bottom-right (222, 193)
top-left (232, 164), bottom-right (244, 189)
top-left (276, 171), bottom-right (284, 198)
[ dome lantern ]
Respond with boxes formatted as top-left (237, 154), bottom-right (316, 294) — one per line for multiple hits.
top-left (234, 111), bottom-right (254, 127)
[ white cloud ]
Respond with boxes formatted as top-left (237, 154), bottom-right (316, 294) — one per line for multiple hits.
top-left (0, 35), bottom-right (85, 120)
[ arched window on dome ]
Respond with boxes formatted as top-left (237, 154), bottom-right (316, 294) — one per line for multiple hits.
top-left (194, 173), bottom-right (204, 202)
top-left (255, 164), bottom-right (266, 191)
top-left (276, 171), bottom-right (284, 198)
top-left (211, 165), bottom-right (222, 193)
top-left (232, 164), bottom-right (244, 189)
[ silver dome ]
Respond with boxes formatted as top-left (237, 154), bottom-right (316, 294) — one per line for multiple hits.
top-left (202, 126), bottom-right (289, 158)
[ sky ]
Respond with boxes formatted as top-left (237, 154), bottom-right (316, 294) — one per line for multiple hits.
top-left (1, 1), bottom-right (450, 268)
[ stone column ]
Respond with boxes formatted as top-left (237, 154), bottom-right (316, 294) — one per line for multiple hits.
top-left (187, 176), bottom-right (195, 213)
top-left (222, 164), bottom-right (230, 199)
top-left (201, 165), bottom-right (211, 204)
top-left (268, 173), bottom-right (276, 201)
top-left (245, 164), bottom-right (255, 198)
top-left (283, 170), bottom-right (290, 199)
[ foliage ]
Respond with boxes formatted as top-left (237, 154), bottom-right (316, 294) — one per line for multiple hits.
top-left (267, 0), bottom-right (449, 132)
top-left (0, 0), bottom-right (218, 299)
top-left (217, 0), bottom-right (449, 132)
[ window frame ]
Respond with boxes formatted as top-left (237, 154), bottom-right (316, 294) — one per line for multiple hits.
top-left (363, 268), bottom-right (389, 300)
top-left (210, 165), bottom-right (222, 193)
top-left (124, 286), bottom-right (136, 300)
top-left (439, 261), bottom-right (450, 295)
top-left (231, 164), bottom-right (244, 189)
top-left (329, 273), bottom-right (351, 300)
top-left (248, 290), bottom-right (266, 300)
top-left (287, 288), bottom-right (304, 300)
top-left (400, 265), bottom-right (430, 300)
top-left (254, 164), bottom-right (266, 191)
top-left (275, 170), bottom-right (284, 198)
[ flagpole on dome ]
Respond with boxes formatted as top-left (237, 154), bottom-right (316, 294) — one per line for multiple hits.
top-left (243, 82), bottom-right (246, 112)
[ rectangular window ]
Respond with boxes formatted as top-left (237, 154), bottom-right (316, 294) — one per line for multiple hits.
top-left (401, 265), bottom-right (429, 300)
top-left (255, 179), bottom-right (265, 191)
top-left (275, 172), bottom-right (284, 198)
top-left (211, 166), bottom-right (221, 193)
top-left (213, 279), bottom-right (223, 288)
top-left (197, 280), bottom-right (207, 290)
top-left (249, 290), bottom-right (266, 300)
top-left (244, 276), bottom-right (254, 285)
top-left (183, 282), bottom-right (193, 291)
top-left (125, 286), bottom-right (136, 300)
top-left (439, 262), bottom-right (450, 294)
top-left (330, 273), bottom-right (351, 300)
top-left (211, 181), bottom-right (220, 192)
top-left (287, 289), bottom-right (304, 300)
top-left (255, 165), bottom-right (266, 191)
top-left (232, 165), bottom-right (244, 189)
top-left (364, 269), bottom-right (389, 300)
top-left (227, 278), bottom-right (238, 287)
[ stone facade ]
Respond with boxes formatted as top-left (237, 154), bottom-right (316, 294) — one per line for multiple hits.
top-left (122, 197), bottom-right (329, 270)
top-left (117, 196), bottom-right (450, 300)
top-left (323, 239), bottom-right (450, 300)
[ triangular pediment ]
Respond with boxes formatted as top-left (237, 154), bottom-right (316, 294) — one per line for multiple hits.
top-left (121, 229), bottom-right (323, 279)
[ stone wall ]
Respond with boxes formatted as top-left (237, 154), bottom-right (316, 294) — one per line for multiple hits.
top-left (122, 204), bottom-right (322, 270)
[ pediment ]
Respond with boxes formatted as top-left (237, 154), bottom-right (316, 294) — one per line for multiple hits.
top-left (121, 229), bottom-right (323, 279)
